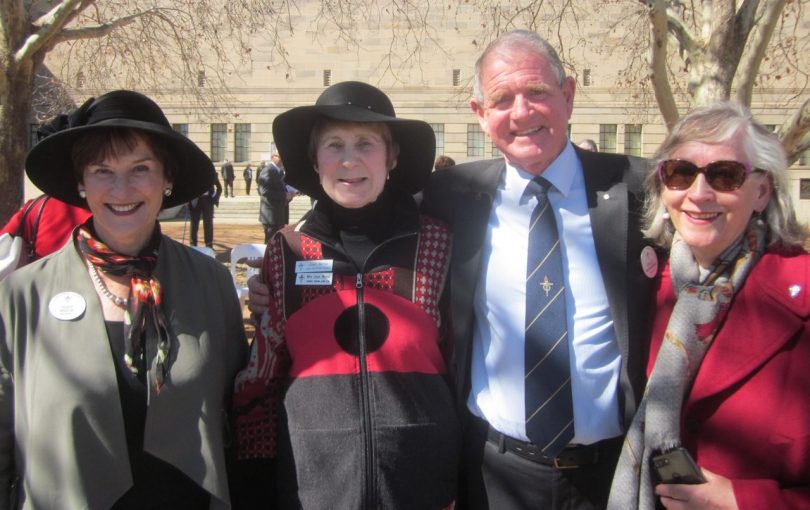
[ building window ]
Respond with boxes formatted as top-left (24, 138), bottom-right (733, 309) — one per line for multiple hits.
top-left (323, 69), bottom-right (332, 87)
top-left (492, 142), bottom-right (502, 157)
top-left (624, 124), bottom-right (642, 156)
top-left (800, 179), bottom-right (810, 200)
top-left (764, 124), bottom-right (777, 133)
top-left (599, 124), bottom-right (617, 153)
top-left (452, 69), bottom-right (461, 86)
top-left (234, 123), bottom-right (251, 162)
top-left (198, 70), bottom-right (206, 87)
top-left (583, 69), bottom-right (591, 86)
top-left (429, 123), bottom-right (445, 155)
top-left (29, 124), bottom-right (40, 149)
top-left (210, 123), bottom-right (227, 162)
top-left (172, 123), bottom-right (189, 137)
top-left (467, 124), bottom-right (485, 157)
top-left (76, 71), bottom-right (85, 88)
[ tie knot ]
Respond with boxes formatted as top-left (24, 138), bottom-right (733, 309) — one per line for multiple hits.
top-left (524, 177), bottom-right (551, 201)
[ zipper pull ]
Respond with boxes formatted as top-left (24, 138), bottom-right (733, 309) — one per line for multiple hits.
top-left (356, 273), bottom-right (363, 289)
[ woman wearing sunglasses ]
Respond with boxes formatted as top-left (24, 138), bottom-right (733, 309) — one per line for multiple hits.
top-left (609, 102), bottom-right (809, 510)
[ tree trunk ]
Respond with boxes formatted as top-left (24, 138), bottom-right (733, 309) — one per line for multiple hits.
top-left (0, 58), bottom-right (38, 226)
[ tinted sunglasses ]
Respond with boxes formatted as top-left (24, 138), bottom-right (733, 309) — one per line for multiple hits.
top-left (657, 159), bottom-right (759, 192)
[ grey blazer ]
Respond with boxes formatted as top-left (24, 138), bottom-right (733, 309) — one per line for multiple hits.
top-left (422, 148), bottom-right (656, 428)
top-left (0, 235), bottom-right (247, 509)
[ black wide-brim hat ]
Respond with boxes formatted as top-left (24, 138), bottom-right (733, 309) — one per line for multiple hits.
top-left (272, 81), bottom-right (436, 199)
top-left (25, 90), bottom-right (215, 209)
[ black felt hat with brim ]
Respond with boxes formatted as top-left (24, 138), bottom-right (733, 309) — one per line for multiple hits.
top-left (272, 81), bottom-right (436, 199)
top-left (25, 90), bottom-right (214, 209)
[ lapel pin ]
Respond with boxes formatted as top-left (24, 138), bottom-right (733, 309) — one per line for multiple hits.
top-left (640, 245), bottom-right (658, 279)
top-left (789, 284), bottom-right (801, 299)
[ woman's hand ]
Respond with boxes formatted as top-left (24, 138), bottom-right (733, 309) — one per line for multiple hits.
top-left (655, 468), bottom-right (738, 510)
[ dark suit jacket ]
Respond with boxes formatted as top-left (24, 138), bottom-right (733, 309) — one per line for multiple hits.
top-left (422, 148), bottom-right (655, 428)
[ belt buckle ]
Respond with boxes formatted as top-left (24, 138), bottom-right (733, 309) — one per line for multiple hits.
top-left (552, 456), bottom-right (578, 470)
top-left (551, 445), bottom-right (599, 469)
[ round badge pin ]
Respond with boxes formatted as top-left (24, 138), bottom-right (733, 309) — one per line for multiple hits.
top-left (48, 292), bottom-right (87, 321)
top-left (640, 245), bottom-right (658, 279)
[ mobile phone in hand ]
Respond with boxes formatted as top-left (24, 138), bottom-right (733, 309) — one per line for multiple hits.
top-left (652, 447), bottom-right (706, 484)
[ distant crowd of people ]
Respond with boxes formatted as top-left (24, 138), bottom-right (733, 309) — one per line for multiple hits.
top-left (0, 28), bottom-right (806, 510)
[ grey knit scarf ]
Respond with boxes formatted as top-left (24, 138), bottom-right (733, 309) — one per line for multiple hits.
top-left (607, 217), bottom-right (766, 510)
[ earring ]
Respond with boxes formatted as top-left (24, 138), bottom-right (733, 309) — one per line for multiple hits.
top-left (78, 190), bottom-right (86, 199)
top-left (662, 211), bottom-right (670, 220)
top-left (164, 188), bottom-right (173, 197)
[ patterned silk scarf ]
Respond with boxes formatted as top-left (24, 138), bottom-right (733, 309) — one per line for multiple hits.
top-left (75, 219), bottom-right (171, 393)
top-left (608, 217), bottom-right (766, 510)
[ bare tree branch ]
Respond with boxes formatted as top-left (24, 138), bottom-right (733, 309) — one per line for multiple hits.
top-left (664, 2), bottom-right (698, 54)
top-left (735, 0), bottom-right (787, 105)
top-left (15, 0), bottom-right (89, 62)
top-left (648, 0), bottom-right (680, 128)
top-left (47, 9), bottom-right (156, 46)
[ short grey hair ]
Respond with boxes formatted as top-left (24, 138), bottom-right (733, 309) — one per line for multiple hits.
top-left (643, 101), bottom-right (807, 249)
top-left (472, 30), bottom-right (566, 103)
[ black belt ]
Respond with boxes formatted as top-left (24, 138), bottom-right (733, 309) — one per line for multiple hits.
top-left (486, 428), bottom-right (622, 469)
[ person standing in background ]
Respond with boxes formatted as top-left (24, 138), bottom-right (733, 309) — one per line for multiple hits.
top-left (188, 173), bottom-right (222, 248)
top-left (577, 139), bottom-right (598, 152)
top-left (434, 154), bottom-right (456, 171)
top-left (243, 164), bottom-right (254, 196)
top-left (257, 152), bottom-right (289, 242)
top-left (221, 159), bottom-right (235, 198)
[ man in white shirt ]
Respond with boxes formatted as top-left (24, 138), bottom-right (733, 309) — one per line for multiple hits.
top-left (422, 30), bottom-right (656, 509)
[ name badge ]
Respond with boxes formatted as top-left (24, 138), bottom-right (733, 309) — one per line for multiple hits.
top-left (295, 260), bottom-right (334, 273)
top-left (296, 272), bottom-right (333, 286)
top-left (48, 292), bottom-right (86, 321)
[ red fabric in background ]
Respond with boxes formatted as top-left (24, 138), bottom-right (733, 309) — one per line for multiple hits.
top-left (0, 197), bottom-right (91, 260)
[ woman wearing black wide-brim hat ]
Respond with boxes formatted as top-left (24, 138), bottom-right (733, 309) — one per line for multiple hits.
top-left (0, 90), bottom-right (247, 508)
top-left (232, 81), bottom-right (461, 509)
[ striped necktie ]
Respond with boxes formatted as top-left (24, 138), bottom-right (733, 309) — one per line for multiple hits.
top-left (524, 177), bottom-right (574, 456)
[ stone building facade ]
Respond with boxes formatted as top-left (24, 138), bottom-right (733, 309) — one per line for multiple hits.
top-left (33, 1), bottom-right (810, 220)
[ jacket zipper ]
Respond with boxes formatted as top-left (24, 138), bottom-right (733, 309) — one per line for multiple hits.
top-left (355, 272), bottom-right (376, 509)
top-left (306, 229), bottom-right (417, 509)
top-left (354, 233), bottom-right (413, 509)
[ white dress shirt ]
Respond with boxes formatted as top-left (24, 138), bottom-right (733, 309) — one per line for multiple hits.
top-left (467, 142), bottom-right (623, 445)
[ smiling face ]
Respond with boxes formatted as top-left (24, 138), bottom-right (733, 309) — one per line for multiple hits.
top-left (471, 47), bottom-right (575, 175)
top-left (78, 135), bottom-right (171, 255)
top-left (313, 121), bottom-right (393, 209)
top-left (662, 138), bottom-right (772, 267)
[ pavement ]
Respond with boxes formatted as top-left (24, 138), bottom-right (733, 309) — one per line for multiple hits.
top-left (159, 220), bottom-right (266, 262)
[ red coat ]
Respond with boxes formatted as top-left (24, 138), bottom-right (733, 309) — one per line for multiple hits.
top-left (0, 197), bottom-right (91, 260)
top-left (649, 248), bottom-right (810, 510)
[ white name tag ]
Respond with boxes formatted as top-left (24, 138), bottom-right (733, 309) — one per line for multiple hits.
top-left (296, 260), bottom-right (334, 273)
top-left (296, 272), bottom-right (333, 286)
top-left (48, 292), bottom-right (86, 321)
